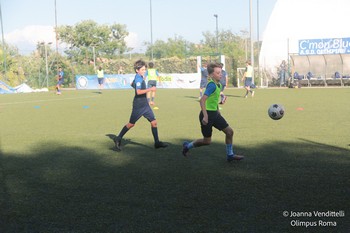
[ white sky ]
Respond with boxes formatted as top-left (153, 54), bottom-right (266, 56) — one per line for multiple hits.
top-left (1, 0), bottom-right (277, 54)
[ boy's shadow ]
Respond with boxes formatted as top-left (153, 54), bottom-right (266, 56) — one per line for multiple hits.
top-left (105, 134), bottom-right (153, 151)
top-left (224, 94), bottom-right (244, 98)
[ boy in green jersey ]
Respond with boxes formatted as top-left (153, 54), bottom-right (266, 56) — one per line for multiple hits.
top-left (182, 63), bottom-right (244, 162)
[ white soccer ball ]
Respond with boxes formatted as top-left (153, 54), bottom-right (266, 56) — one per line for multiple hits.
top-left (268, 104), bottom-right (285, 120)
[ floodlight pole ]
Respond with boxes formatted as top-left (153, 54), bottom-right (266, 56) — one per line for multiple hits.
top-left (150, 0), bottom-right (154, 61)
top-left (93, 46), bottom-right (96, 71)
top-left (54, 0), bottom-right (58, 55)
top-left (0, 1), bottom-right (7, 81)
top-left (45, 45), bottom-right (48, 88)
top-left (41, 42), bottom-right (52, 88)
top-left (249, 0), bottom-right (254, 83)
top-left (214, 14), bottom-right (219, 55)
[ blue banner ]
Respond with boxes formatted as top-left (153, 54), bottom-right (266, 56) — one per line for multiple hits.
top-left (76, 73), bottom-right (201, 89)
top-left (299, 37), bottom-right (350, 55)
top-left (0, 81), bottom-right (15, 94)
top-left (76, 74), bottom-right (134, 89)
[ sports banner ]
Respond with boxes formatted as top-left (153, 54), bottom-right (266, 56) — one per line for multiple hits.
top-left (76, 73), bottom-right (200, 89)
top-left (0, 81), bottom-right (15, 94)
top-left (299, 37), bottom-right (350, 55)
top-left (76, 74), bottom-right (135, 90)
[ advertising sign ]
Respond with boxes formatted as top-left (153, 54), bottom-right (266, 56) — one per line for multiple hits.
top-left (299, 37), bottom-right (350, 55)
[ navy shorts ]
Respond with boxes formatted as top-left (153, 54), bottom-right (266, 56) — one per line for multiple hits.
top-left (98, 78), bottom-right (104, 84)
top-left (199, 111), bottom-right (229, 138)
top-left (129, 105), bottom-right (156, 124)
top-left (147, 80), bottom-right (157, 88)
top-left (200, 78), bottom-right (208, 88)
top-left (244, 77), bottom-right (252, 87)
top-left (220, 85), bottom-right (226, 91)
top-left (57, 79), bottom-right (64, 85)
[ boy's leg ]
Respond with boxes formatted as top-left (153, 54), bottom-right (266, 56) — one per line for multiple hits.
top-left (222, 126), bottom-right (244, 161)
top-left (182, 137), bottom-right (211, 156)
top-left (244, 87), bottom-right (249, 98)
top-left (115, 107), bottom-right (141, 151)
top-left (147, 92), bottom-right (151, 103)
top-left (150, 120), bottom-right (167, 148)
top-left (151, 91), bottom-right (156, 103)
top-left (114, 123), bottom-right (134, 151)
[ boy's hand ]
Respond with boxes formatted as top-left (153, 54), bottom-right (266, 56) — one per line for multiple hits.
top-left (201, 116), bottom-right (208, 125)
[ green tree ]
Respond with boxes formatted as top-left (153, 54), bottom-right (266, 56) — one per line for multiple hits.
top-left (145, 36), bottom-right (194, 59)
top-left (56, 20), bottom-right (129, 62)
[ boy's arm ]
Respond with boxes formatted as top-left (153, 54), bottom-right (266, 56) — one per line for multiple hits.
top-left (199, 95), bottom-right (208, 125)
top-left (136, 86), bottom-right (156, 95)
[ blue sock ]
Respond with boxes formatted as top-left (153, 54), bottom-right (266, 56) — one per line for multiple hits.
top-left (151, 97), bottom-right (154, 102)
top-left (187, 142), bottom-right (194, 149)
top-left (147, 98), bottom-right (150, 102)
top-left (226, 144), bottom-right (234, 156)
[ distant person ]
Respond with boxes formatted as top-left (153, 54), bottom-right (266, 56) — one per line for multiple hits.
top-left (199, 62), bottom-right (208, 99)
top-left (96, 66), bottom-right (104, 92)
top-left (242, 60), bottom-right (254, 98)
top-left (279, 60), bottom-right (287, 87)
top-left (55, 67), bottom-right (64, 95)
top-left (182, 62), bottom-right (244, 162)
top-left (219, 63), bottom-right (228, 104)
top-left (145, 62), bottom-right (160, 105)
top-left (113, 60), bottom-right (167, 151)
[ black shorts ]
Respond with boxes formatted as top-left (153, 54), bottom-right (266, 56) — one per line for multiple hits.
top-left (199, 111), bottom-right (229, 138)
top-left (129, 104), bottom-right (156, 124)
top-left (147, 80), bottom-right (157, 88)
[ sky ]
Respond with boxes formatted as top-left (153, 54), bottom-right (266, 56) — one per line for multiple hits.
top-left (1, 0), bottom-right (277, 54)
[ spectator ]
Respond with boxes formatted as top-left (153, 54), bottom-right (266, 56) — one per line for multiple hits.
top-left (279, 60), bottom-right (287, 87)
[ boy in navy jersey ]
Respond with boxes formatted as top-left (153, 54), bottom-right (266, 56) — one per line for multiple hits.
top-left (114, 60), bottom-right (167, 151)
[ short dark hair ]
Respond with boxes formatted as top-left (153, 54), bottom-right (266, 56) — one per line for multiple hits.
top-left (134, 60), bottom-right (147, 72)
top-left (148, 62), bottom-right (154, 68)
top-left (207, 62), bottom-right (221, 75)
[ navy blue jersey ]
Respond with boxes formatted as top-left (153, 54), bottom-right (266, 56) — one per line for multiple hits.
top-left (220, 70), bottom-right (227, 86)
top-left (201, 67), bottom-right (208, 80)
top-left (129, 73), bottom-right (155, 124)
top-left (132, 74), bottom-right (148, 106)
top-left (58, 70), bottom-right (64, 79)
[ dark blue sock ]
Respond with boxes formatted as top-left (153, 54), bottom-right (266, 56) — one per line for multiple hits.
top-left (151, 127), bottom-right (159, 143)
top-left (118, 126), bottom-right (129, 139)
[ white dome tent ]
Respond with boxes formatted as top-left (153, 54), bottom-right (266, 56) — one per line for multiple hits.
top-left (259, 0), bottom-right (350, 86)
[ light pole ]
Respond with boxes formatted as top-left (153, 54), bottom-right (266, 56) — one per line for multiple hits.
top-left (249, 0), bottom-right (254, 83)
top-left (213, 14), bottom-right (219, 55)
top-left (41, 42), bottom-right (52, 88)
top-left (0, 1), bottom-right (7, 81)
top-left (150, 0), bottom-right (154, 60)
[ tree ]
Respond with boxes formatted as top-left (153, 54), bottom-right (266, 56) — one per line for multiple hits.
top-left (145, 36), bottom-right (194, 59)
top-left (56, 20), bottom-right (129, 61)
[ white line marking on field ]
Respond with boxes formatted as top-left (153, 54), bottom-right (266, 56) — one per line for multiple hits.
top-left (0, 95), bottom-right (99, 106)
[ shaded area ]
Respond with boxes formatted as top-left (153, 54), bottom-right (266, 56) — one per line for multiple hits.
top-left (0, 139), bottom-right (349, 233)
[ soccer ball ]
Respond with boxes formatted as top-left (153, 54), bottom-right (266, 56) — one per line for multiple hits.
top-left (268, 104), bottom-right (285, 120)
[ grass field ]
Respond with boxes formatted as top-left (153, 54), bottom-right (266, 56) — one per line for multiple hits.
top-left (0, 87), bottom-right (349, 233)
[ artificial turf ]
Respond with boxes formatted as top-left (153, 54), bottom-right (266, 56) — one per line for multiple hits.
top-left (0, 87), bottom-right (349, 232)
